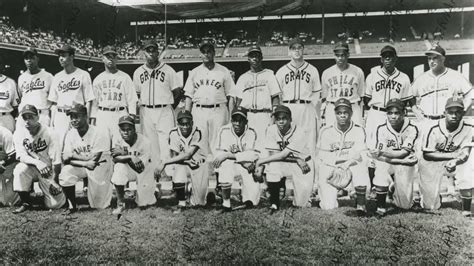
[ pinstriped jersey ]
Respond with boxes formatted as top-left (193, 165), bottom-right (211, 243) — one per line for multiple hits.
top-left (17, 69), bottom-right (53, 110)
top-left (411, 68), bottom-right (472, 116)
top-left (0, 126), bottom-right (15, 158)
top-left (365, 67), bottom-right (412, 108)
top-left (133, 63), bottom-right (179, 105)
top-left (374, 118), bottom-right (419, 153)
top-left (265, 123), bottom-right (310, 160)
top-left (422, 120), bottom-right (473, 153)
top-left (321, 64), bottom-right (365, 103)
top-left (275, 61), bottom-right (321, 102)
top-left (169, 126), bottom-right (206, 162)
top-left (184, 63), bottom-right (235, 105)
top-left (216, 124), bottom-right (257, 154)
top-left (93, 70), bottom-right (138, 114)
top-left (48, 68), bottom-right (95, 108)
top-left (234, 69), bottom-right (281, 110)
top-left (0, 74), bottom-right (19, 112)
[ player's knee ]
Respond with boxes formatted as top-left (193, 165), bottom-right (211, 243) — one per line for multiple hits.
top-left (13, 163), bottom-right (29, 179)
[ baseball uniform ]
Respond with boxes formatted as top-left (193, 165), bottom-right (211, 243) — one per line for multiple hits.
top-left (93, 70), bottom-right (138, 137)
top-left (265, 123), bottom-right (314, 207)
top-left (59, 125), bottom-right (113, 209)
top-left (169, 125), bottom-right (208, 206)
top-left (317, 122), bottom-right (369, 210)
top-left (184, 63), bottom-right (235, 157)
top-left (419, 119), bottom-right (473, 210)
top-left (16, 69), bottom-right (53, 128)
top-left (321, 64), bottom-right (365, 126)
top-left (111, 132), bottom-right (156, 207)
top-left (234, 69), bottom-right (281, 151)
top-left (12, 125), bottom-right (66, 209)
top-left (0, 126), bottom-right (19, 206)
top-left (275, 61), bottom-right (321, 155)
top-left (373, 118), bottom-right (419, 209)
top-left (215, 123), bottom-right (260, 206)
top-left (0, 74), bottom-right (19, 132)
top-left (48, 68), bottom-right (95, 142)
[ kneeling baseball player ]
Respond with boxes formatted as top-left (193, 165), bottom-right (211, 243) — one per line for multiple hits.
top-left (12, 105), bottom-right (65, 213)
top-left (213, 107), bottom-right (261, 213)
top-left (369, 99), bottom-right (419, 217)
top-left (156, 110), bottom-right (209, 213)
top-left (419, 97), bottom-right (473, 216)
top-left (59, 104), bottom-right (113, 213)
top-left (0, 126), bottom-right (19, 206)
top-left (111, 115), bottom-right (156, 215)
top-left (255, 105), bottom-right (314, 214)
top-left (317, 98), bottom-right (369, 214)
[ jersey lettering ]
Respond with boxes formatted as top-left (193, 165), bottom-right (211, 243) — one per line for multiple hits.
top-left (22, 78), bottom-right (46, 94)
top-left (23, 138), bottom-right (48, 153)
top-left (375, 80), bottom-right (402, 93)
top-left (277, 140), bottom-right (289, 150)
top-left (193, 79), bottom-right (222, 90)
top-left (284, 70), bottom-right (311, 84)
top-left (58, 78), bottom-right (81, 93)
top-left (139, 70), bottom-right (165, 83)
top-left (329, 141), bottom-right (355, 152)
top-left (435, 142), bottom-right (459, 152)
top-left (73, 145), bottom-right (92, 154)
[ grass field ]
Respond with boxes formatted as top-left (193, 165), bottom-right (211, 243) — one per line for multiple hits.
top-left (0, 193), bottom-right (473, 264)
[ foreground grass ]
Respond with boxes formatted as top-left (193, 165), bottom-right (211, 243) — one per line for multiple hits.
top-left (0, 198), bottom-right (472, 264)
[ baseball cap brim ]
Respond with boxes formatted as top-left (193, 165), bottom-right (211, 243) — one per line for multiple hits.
top-left (118, 120), bottom-right (135, 126)
top-left (231, 111), bottom-right (247, 120)
top-left (425, 50), bottom-right (444, 56)
top-left (21, 110), bottom-right (37, 116)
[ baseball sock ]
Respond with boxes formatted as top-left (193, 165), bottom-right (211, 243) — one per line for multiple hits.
top-left (355, 186), bottom-right (367, 207)
top-left (375, 186), bottom-right (388, 210)
top-left (459, 189), bottom-right (472, 213)
top-left (173, 182), bottom-right (186, 204)
top-left (17, 192), bottom-right (31, 206)
top-left (368, 167), bottom-right (375, 188)
top-left (267, 182), bottom-right (280, 208)
top-left (62, 186), bottom-right (77, 210)
top-left (115, 185), bottom-right (125, 206)
top-left (221, 183), bottom-right (231, 208)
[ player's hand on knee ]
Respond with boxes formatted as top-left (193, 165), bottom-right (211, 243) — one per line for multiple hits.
top-left (368, 149), bottom-right (382, 159)
top-left (445, 159), bottom-right (457, 173)
top-left (131, 157), bottom-right (145, 173)
top-left (84, 160), bottom-right (99, 171)
top-left (212, 154), bottom-right (228, 168)
top-left (36, 161), bottom-right (51, 177)
top-left (297, 159), bottom-right (310, 174)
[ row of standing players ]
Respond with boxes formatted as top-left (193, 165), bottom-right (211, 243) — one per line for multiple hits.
top-left (0, 38), bottom-right (472, 217)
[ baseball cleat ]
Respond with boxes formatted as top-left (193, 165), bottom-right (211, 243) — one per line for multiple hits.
top-left (12, 204), bottom-right (30, 214)
top-left (113, 203), bottom-right (126, 215)
top-left (233, 200), bottom-right (254, 211)
top-left (269, 204), bottom-right (278, 215)
top-left (356, 205), bottom-right (367, 216)
top-left (375, 208), bottom-right (386, 218)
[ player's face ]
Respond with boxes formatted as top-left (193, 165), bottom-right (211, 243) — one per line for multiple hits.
top-left (335, 106), bottom-right (352, 126)
top-left (177, 117), bottom-right (193, 137)
top-left (381, 53), bottom-right (397, 71)
top-left (69, 113), bottom-right (88, 129)
top-left (144, 46), bottom-right (159, 63)
top-left (289, 44), bottom-right (304, 60)
top-left (22, 113), bottom-right (40, 130)
top-left (427, 54), bottom-right (445, 72)
top-left (200, 47), bottom-right (215, 63)
top-left (24, 54), bottom-right (39, 70)
top-left (248, 52), bottom-right (262, 70)
top-left (58, 52), bottom-right (74, 68)
top-left (445, 107), bottom-right (464, 126)
top-left (387, 107), bottom-right (404, 128)
top-left (275, 113), bottom-right (292, 134)
top-left (103, 53), bottom-right (117, 68)
top-left (231, 115), bottom-right (247, 136)
top-left (334, 51), bottom-right (349, 67)
top-left (119, 123), bottom-right (136, 142)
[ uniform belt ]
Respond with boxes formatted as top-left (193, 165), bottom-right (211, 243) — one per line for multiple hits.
top-left (283, 100), bottom-right (311, 104)
top-left (195, 104), bottom-right (221, 108)
top-left (371, 106), bottom-right (387, 112)
top-left (99, 106), bottom-right (126, 111)
top-left (57, 107), bottom-right (69, 113)
top-left (142, 104), bottom-right (168, 108)
top-left (424, 114), bottom-right (445, 120)
top-left (247, 109), bottom-right (272, 113)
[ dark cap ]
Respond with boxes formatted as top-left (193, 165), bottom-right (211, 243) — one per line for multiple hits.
top-left (102, 45), bottom-right (117, 55)
top-left (386, 98), bottom-right (405, 111)
top-left (334, 98), bottom-right (352, 110)
top-left (334, 42), bottom-right (349, 53)
top-left (273, 105), bottom-right (292, 117)
top-left (231, 106), bottom-right (248, 120)
top-left (425, 44), bottom-right (446, 57)
top-left (23, 47), bottom-right (38, 57)
top-left (142, 40), bottom-right (158, 50)
top-left (177, 110), bottom-right (193, 122)
top-left (118, 114), bottom-right (135, 126)
top-left (21, 104), bottom-right (38, 116)
top-left (380, 45), bottom-right (397, 56)
top-left (199, 41), bottom-right (215, 52)
top-left (445, 96), bottom-right (464, 109)
top-left (55, 44), bottom-right (75, 55)
top-left (67, 104), bottom-right (87, 116)
top-left (247, 45), bottom-right (262, 55)
top-left (288, 38), bottom-right (304, 49)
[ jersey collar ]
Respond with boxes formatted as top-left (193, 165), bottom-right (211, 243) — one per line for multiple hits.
top-left (334, 120), bottom-right (354, 135)
top-left (178, 126), bottom-right (197, 141)
top-left (277, 123), bottom-right (297, 139)
top-left (143, 62), bottom-right (164, 72)
top-left (439, 118), bottom-right (464, 136)
top-left (380, 67), bottom-right (399, 77)
top-left (386, 118), bottom-right (410, 135)
top-left (287, 61), bottom-right (308, 71)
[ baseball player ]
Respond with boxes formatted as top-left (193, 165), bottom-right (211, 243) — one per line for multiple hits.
top-left (275, 38), bottom-right (321, 156)
top-left (368, 99), bottom-right (420, 217)
top-left (0, 70), bottom-right (19, 133)
top-left (17, 47), bottom-right (53, 128)
top-left (48, 44), bottom-right (95, 144)
top-left (321, 42), bottom-right (365, 126)
top-left (213, 107), bottom-right (261, 212)
top-left (92, 46), bottom-right (138, 138)
top-left (12, 105), bottom-right (66, 214)
top-left (111, 114), bottom-right (157, 215)
top-left (155, 110), bottom-right (208, 212)
top-left (133, 40), bottom-right (181, 173)
top-left (234, 45), bottom-right (281, 151)
top-left (255, 105), bottom-right (314, 214)
top-left (419, 97), bottom-right (473, 215)
top-left (317, 98), bottom-right (369, 214)
top-left (59, 104), bottom-right (114, 213)
top-left (0, 125), bottom-right (19, 206)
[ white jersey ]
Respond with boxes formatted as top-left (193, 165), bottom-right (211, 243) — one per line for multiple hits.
top-left (321, 64), bottom-right (365, 103)
top-left (411, 68), bottom-right (472, 116)
top-left (265, 123), bottom-right (310, 160)
top-left (184, 63), bottom-right (235, 105)
top-left (275, 61), bottom-right (321, 102)
top-left (422, 120), bottom-right (473, 153)
top-left (374, 118), bottom-right (419, 152)
top-left (62, 125), bottom-right (111, 161)
top-left (365, 67), bottom-right (413, 108)
top-left (133, 63), bottom-right (179, 106)
top-left (0, 126), bottom-right (15, 158)
top-left (48, 68), bottom-right (95, 108)
top-left (216, 124), bottom-right (258, 154)
top-left (17, 69), bottom-right (53, 110)
top-left (169, 126), bottom-right (206, 162)
top-left (234, 69), bottom-right (281, 110)
top-left (0, 74), bottom-right (19, 113)
top-left (112, 133), bottom-right (152, 165)
top-left (13, 125), bottom-right (61, 166)
top-left (93, 70), bottom-right (137, 114)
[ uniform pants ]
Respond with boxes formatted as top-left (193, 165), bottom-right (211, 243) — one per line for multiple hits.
top-left (365, 108), bottom-right (387, 149)
top-left (283, 103), bottom-right (318, 156)
top-left (96, 109), bottom-right (128, 139)
top-left (51, 111), bottom-right (71, 150)
top-left (192, 105), bottom-right (228, 157)
top-left (218, 160), bottom-right (261, 206)
top-left (111, 163), bottom-right (156, 207)
top-left (171, 162), bottom-right (209, 206)
top-left (0, 162), bottom-right (20, 206)
top-left (374, 160), bottom-right (416, 209)
top-left (247, 112), bottom-right (272, 153)
top-left (0, 114), bottom-right (15, 133)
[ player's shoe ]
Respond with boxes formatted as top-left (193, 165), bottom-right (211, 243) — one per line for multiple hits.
top-left (375, 208), bottom-right (386, 218)
top-left (269, 204), bottom-right (278, 215)
top-left (216, 206), bottom-right (232, 214)
top-left (12, 203), bottom-right (30, 214)
top-left (205, 192), bottom-right (216, 207)
top-left (461, 211), bottom-right (471, 218)
top-left (113, 203), bottom-right (126, 215)
top-left (64, 207), bottom-right (78, 215)
top-left (356, 205), bottom-right (367, 216)
top-left (154, 184), bottom-right (162, 200)
top-left (233, 200), bottom-right (254, 211)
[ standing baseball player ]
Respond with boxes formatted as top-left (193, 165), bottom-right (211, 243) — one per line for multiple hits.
top-left (419, 97), bottom-right (473, 215)
top-left (92, 46), bottom-right (137, 137)
top-left (213, 107), bottom-right (261, 212)
top-left (12, 105), bottom-right (65, 213)
top-left (111, 114), bottom-right (157, 215)
top-left (317, 98), bottom-right (369, 214)
top-left (255, 105), bottom-right (314, 214)
top-left (155, 110), bottom-right (208, 213)
top-left (0, 125), bottom-right (19, 206)
top-left (321, 42), bottom-right (365, 126)
top-left (17, 47), bottom-right (53, 128)
top-left (368, 99), bottom-right (420, 217)
top-left (133, 40), bottom-right (181, 173)
top-left (59, 104), bottom-right (113, 213)
top-left (0, 68), bottom-right (19, 133)
top-left (48, 44), bottom-right (95, 143)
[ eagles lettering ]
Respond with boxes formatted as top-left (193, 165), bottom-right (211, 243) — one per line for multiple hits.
top-left (22, 78), bottom-right (46, 93)
top-left (23, 138), bottom-right (48, 153)
top-left (58, 78), bottom-right (81, 92)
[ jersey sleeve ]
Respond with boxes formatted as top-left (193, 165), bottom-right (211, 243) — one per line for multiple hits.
top-left (223, 69), bottom-right (236, 97)
top-left (169, 68), bottom-right (180, 91)
top-left (460, 125), bottom-right (473, 149)
top-left (312, 68), bottom-right (322, 93)
top-left (62, 131), bottom-right (75, 160)
top-left (124, 74), bottom-right (138, 115)
top-left (189, 129), bottom-right (203, 151)
top-left (13, 133), bottom-right (27, 161)
top-left (264, 126), bottom-right (280, 152)
top-left (48, 130), bottom-right (62, 165)
top-left (82, 71), bottom-right (95, 103)
top-left (233, 76), bottom-right (245, 99)
top-left (48, 77), bottom-right (58, 103)
top-left (364, 73), bottom-right (374, 98)
top-left (132, 69), bottom-right (142, 96)
top-left (1, 129), bottom-right (15, 157)
top-left (10, 80), bottom-right (19, 107)
top-left (357, 68), bottom-right (366, 99)
top-left (183, 69), bottom-right (195, 98)
top-left (458, 73), bottom-right (473, 96)
top-left (268, 72), bottom-right (282, 97)
top-left (422, 126), bottom-right (438, 152)
top-left (320, 70), bottom-right (329, 99)
top-left (410, 76), bottom-right (422, 98)
top-left (274, 68), bottom-right (285, 91)
top-left (168, 130), bottom-right (181, 153)
top-left (400, 74), bottom-right (413, 101)
top-left (401, 125), bottom-right (419, 152)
